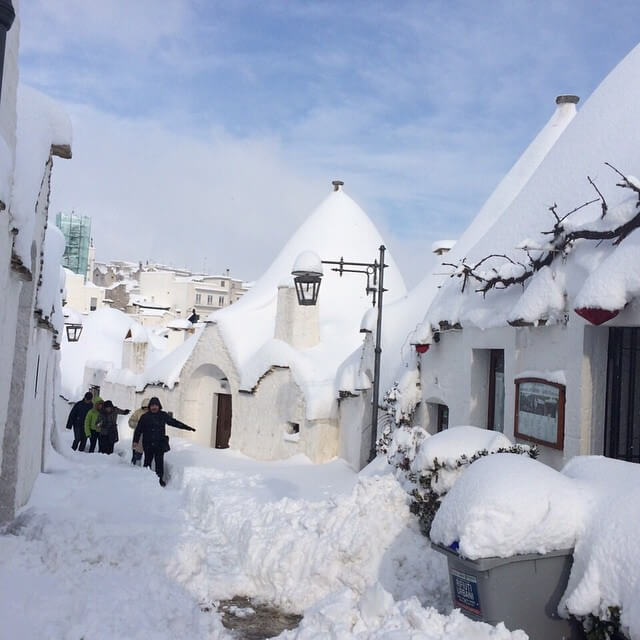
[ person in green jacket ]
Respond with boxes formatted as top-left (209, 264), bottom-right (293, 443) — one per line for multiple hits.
top-left (84, 395), bottom-right (103, 453)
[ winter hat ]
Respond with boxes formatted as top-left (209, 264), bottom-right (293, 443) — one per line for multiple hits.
top-left (148, 397), bottom-right (162, 410)
top-left (83, 392), bottom-right (93, 401)
top-left (103, 400), bottom-right (114, 409)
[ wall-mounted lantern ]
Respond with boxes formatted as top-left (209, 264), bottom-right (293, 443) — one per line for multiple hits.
top-left (291, 234), bottom-right (388, 463)
top-left (65, 322), bottom-right (83, 342)
top-left (291, 250), bottom-right (324, 306)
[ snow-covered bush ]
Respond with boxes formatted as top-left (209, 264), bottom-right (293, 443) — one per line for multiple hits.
top-left (385, 425), bottom-right (536, 536)
top-left (377, 367), bottom-right (422, 455)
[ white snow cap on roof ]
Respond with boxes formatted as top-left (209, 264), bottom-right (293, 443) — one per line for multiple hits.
top-left (354, 93), bottom-right (578, 394)
top-left (209, 186), bottom-right (406, 418)
top-left (431, 239), bottom-right (456, 254)
top-left (11, 86), bottom-right (71, 265)
top-left (425, 42), bottom-right (640, 330)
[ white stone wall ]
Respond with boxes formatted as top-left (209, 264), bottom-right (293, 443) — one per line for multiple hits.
top-left (416, 317), bottom-right (619, 470)
top-left (0, 8), bottom-right (20, 470)
top-left (1, 159), bottom-right (65, 521)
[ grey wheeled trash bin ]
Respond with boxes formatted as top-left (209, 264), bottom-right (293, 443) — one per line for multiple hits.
top-left (433, 543), bottom-right (580, 640)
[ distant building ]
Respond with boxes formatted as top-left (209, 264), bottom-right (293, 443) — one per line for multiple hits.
top-left (56, 211), bottom-right (92, 277)
top-left (63, 268), bottom-right (107, 314)
top-left (90, 259), bottom-right (249, 318)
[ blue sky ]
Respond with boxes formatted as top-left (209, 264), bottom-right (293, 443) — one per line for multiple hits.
top-left (19, 0), bottom-right (640, 285)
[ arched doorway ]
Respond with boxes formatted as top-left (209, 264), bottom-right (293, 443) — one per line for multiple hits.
top-left (182, 363), bottom-right (232, 449)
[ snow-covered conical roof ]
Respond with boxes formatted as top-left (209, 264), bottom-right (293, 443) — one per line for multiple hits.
top-left (337, 93), bottom-right (577, 395)
top-left (210, 186), bottom-right (406, 418)
top-left (425, 42), bottom-right (640, 329)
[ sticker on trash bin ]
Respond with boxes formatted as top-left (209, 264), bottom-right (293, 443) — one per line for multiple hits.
top-left (451, 569), bottom-right (481, 615)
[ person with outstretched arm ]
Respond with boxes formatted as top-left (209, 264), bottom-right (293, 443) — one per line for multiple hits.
top-left (66, 391), bottom-right (94, 451)
top-left (132, 397), bottom-right (195, 487)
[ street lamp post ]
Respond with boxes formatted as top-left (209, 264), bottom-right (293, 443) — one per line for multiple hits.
top-left (292, 244), bottom-right (387, 463)
top-left (0, 1), bottom-right (14, 103)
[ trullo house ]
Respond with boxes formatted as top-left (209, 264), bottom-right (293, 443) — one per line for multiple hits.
top-left (403, 43), bottom-right (640, 470)
top-left (336, 92), bottom-right (579, 463)
top-left (99, 183), bottom-right (406, 465)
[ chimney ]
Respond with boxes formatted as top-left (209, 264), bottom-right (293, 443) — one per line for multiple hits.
top-left (332, 179), bottom-right (344, 192)
top-left (555, 95), bottom-right (579, 105)
top-left (274, 285), bottom-right (320, 349)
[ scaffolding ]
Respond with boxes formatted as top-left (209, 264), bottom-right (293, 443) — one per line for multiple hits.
top-left (55, 211), bottom-right (92, 276)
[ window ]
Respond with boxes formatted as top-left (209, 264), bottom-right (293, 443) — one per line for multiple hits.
top-left (220, 280), bottom-right (226, 287)
top-left (437, 404), bottom-right (449, 432)
top-left (90, 297), bottom-right (97, 311)
top-left (514, 378), bottom-right (565, 449)
top-left (207, 295), bottom-right (213, 305)
top-left (605, 328), bottom-right (640, 462)
top-left (487, 350), bottom-right (505, 431)
top-left (195, 293), bottom-right (201, 304)
top-left (218, 296), bottom-right (225, 306)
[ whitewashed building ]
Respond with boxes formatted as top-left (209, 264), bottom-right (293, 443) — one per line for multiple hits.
top-left (405, 44), bottom-right (640, 470)
top-left (99, 184), bottom-right (406, 464)
top-left (0, 2), bottom-right (72, 522)
top-left (336, 92), bottom-right (579, 468)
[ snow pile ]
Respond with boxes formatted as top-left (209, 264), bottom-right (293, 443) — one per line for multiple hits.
top-left (507, 266), bottom-right (566, 325)
top-left (281, 584), bottom-right (527, 639)
top-left (173, 465), bottom-right (449, 611)
top-left (209, 189), bottom-right (407, 419)
top-left (5, 417), bottom-right (515, 638)
top-left (411, 426), bottom-right (513, 488)
top-left (573, 224), bottom-right (640, 312)
top-left (560, 457), bottom-right (640, 637)
top-left (11, 85), bottom-right (71, 265)
top-left (430, 455), bottom-right (592, 559)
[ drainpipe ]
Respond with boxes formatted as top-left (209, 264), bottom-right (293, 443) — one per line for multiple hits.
top-left (0, 0), bottom-right (14, 103)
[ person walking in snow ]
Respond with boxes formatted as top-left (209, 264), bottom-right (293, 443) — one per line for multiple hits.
top-left (66, 391), bottom-right (94, 451)
top-left (84, 396), bottom-right (104, 453)
top-left (128, 397), bottom-right (150, 465)
top-left (97, 400), bottom-right (130, 455)
top-left (132, 397), bottom-right (195, 486)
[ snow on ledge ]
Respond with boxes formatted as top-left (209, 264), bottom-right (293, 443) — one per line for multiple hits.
top-left (515, 369), bottom-right (567, 386)
top-left (11, 85), bottom-right (72, 265)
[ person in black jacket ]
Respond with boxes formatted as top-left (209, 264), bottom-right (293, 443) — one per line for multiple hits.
top-left (97, 400), bottom-right (130, 455)
top-left (132, 397), bottom-right (195, 486)
top-left (66, 392), bottom-right (94, 451)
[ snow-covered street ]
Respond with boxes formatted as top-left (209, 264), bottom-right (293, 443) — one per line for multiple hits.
top-left (0, 408), bottom-right (528, 639)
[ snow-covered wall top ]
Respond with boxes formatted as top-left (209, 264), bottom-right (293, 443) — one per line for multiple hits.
top-left (10, 86), bottom-right (72, 266)
top-left (208, 188), bottom-right (407, 419)
top-left (424, 43), bottom-right (640, 330)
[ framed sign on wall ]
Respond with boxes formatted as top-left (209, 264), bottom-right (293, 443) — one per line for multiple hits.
top-left (514, 378), bottom-right (565, 449)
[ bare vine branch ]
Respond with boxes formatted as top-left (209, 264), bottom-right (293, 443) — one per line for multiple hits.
top-left (447, 164), bottom-right (640, 297)
top-left (588, 175), bottom-right (608, 219)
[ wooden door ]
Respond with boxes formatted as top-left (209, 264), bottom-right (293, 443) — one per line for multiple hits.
top-left (215, 394), bottom-right (232, 449)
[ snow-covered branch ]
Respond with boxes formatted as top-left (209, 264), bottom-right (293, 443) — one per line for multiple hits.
top-left (449, 164), bottom-right (640, 296)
